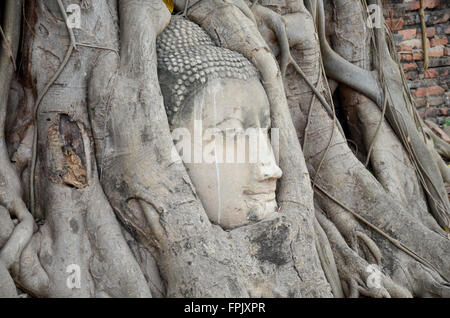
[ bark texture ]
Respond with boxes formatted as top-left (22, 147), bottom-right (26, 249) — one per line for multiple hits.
top-left (0, 0), bottom-right (448, 298)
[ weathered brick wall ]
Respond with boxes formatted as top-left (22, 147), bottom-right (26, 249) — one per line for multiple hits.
top-left (384, 0), bottom-right (449, 125)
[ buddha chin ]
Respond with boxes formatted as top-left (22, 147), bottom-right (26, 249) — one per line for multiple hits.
top-left (245, 194), bottom-right (279, 224)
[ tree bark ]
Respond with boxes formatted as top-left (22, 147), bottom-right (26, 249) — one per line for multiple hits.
top-left (0, 0), bottom-right (449, 298)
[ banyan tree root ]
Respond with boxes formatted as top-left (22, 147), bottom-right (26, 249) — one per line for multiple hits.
top-left (329, 0), bottom-right (438, 232)
top-left (87, 0), bottom-right (332, 297)
top-left (172, 0), bottom-right (332, 296)
top-left (250, 0), bottom-right (450, 297)
top-left (423, 120), bottom-right (450, 160)
top-left (316, 211), bottom-right (411, 298)
top-left (313, 215), bottom-right (345, 297)
top-left (2, 0), bottom-right (449, 298)
top-left (420, 122), bottom-right (450, 186)
top-left (6, 0), bottom-right (156, 297)
top-left (0, 0), bottom-right (33, 298)
top-left (315, 0), bottom-right (450, 231)
top-left (315, 0), bottom-right (450, 296)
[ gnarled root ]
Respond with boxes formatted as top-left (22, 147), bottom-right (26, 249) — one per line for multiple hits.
top-left (0, 260), bottom-right (17, 297)
top-left (87, 0), bottom-right (334, 297)
top-left (256, 0), bottom-right (450, 297)
top-left (423, 120), bottom-right (450, 160)
top-left (316, 211), bottom-right (412, 298)
top-left (181, 0), bottom-right (332, 296)
top-left (328, 0), bottom-right (437, 231)
top-left (0, 0), bottom-right (35, 297)
top-left (250, 3), bottom-right (339, 125)
top-left (313, 214), bottom-right (344, 297)
top-left (9, 0), bottom-right (157, 297)
top-left (315, 0), bottom-right (450, 230)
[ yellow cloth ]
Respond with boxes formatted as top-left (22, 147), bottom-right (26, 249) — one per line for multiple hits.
top-left (162, 0), bottom-right (174, 12)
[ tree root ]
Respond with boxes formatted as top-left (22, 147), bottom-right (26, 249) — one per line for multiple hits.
top-left (263, 0), bottom-right (450, 297)
top-left (314, 181), bottom-right (449, 283)
top-left (314, 0), bottom-right (450, 231)
top-left (185, 0), bottom-right (332, 295)
top-left (251, 3), bottom-right (338, 124)
top-left (85, 0), bottom-right (334, 297)
top-left (8, 0), bottom-right (162, 297)
top-left (423, 120), bottom-right (450, 160)
top-left (313, 208), bottom-right (345, 298)
top-left (0, 0), bottom-right (35, 297)
top-left (316, 211), bottom-right (412, 298)
top-left (249, 3), bottom-right (346, 189)
top-left (2, 0), bottom-right (448, 298)
top-left (418, 0), bottom-right (429, 71)
top-left (29, 0), bottom-right (77, 219)
top-left (355, 231), bottom-right (382, 265)
top-left (0, 25), bottom-right (17, 72)
top-left (175, 0), bottom-right (190, 17)
top-left (422, 124), bottom-right (450, 187)
top-left (0, 260), bottom-right (17, 297)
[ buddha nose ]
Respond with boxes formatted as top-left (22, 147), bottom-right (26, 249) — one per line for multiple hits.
top-left (256, 153), bottom-right (283, 181)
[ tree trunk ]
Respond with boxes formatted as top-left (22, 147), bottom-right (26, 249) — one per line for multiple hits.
top-left (0, 0), bottom-right (449, 298)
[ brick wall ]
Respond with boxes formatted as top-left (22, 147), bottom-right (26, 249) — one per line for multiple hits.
top-left (384, 0), bottom-right (449, 125)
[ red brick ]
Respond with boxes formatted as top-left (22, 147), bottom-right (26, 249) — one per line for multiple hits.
top-left (406, 1), bottom-right (420, 11)
top-left (400, 42), bottom-right (414, 51)
top-left (428, 46), bottom-right (444, 57)
top-left (400, 39), bottom-right (426, 51)
top-left (426, 27), bottom-right (436, 38)
top-left (386, 18), bottom-right (404, 32)
top-left (431, 37), bottom-right (448, 47)
top-left (407, 0), bottom-right (440, 11)
top-left (413, 86), bottom-right (445, 97)
top-left (429, 67), bottom-right (450, 77)
top-left (405, 71), bottom-right (418, 80)
top-left (425, 68), bottom-right (439, 78)
top-left (412, 51), bottom-right (424, 60)
top-left (400, 53), bottom-right (414, 61)
top-left (432, 12), bottom-right (450, 25)
top-left (398, 28), bottom-right (417, 40)
top-left (445, 47), bottom-right (450, 56)
top-left (423, 107), bottom-right (440, 118)
top-left (424, 0), bottom-right (440, 9)
top-left (414, 97), bottom-right (427, 108)
top-left (403, 63), bottom-right (418, 71)
top-left (414, 88), bottom-right (427, 97)
top-left (427, 86), bottom-right (445, 95)
top-left (445, 26), bottom-right (450, 35)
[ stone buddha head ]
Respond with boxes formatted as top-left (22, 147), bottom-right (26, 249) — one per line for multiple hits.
top-left (157, 17), bottom-right (282, 229)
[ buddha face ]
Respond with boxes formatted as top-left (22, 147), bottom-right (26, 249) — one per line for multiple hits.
top-left (170, 77), bottom-right (282, 229)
